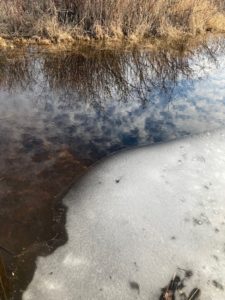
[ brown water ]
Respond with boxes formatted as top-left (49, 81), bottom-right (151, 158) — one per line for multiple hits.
top-left (1, 41), bottom-right (225, 299)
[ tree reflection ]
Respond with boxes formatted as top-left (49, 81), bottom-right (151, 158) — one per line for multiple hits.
top-left (41, 46), bottom-right (193, 106)
top-left (0, 41), bottom-right (222, 106)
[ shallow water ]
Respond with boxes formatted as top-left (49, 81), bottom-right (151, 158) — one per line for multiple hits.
top-left (1, 41), bottom-right (225, 299)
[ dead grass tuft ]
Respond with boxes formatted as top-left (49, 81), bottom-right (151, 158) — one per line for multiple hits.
top-left (0, 0), bottom-right (225, 45)
top-left (0, 37), bottom-right (7, 48)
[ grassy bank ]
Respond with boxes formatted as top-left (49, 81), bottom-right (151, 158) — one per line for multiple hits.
top-left (0, 0), bottom-right (225, 48)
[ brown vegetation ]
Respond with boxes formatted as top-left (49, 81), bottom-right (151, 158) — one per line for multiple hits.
top-left (0, 0), bottom-right (225, 47)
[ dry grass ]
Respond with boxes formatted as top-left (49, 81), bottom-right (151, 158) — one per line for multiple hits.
top-left (0, 0), bottom-right (225, 46)
top-left (0, 37), bottom-right (7, 48)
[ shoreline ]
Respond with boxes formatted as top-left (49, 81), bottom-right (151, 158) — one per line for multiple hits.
top-left (0, 32), bottom-right (224, 53)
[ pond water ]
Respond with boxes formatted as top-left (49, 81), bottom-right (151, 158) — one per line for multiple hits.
top-left (1, 40), bottom-right (225, 299)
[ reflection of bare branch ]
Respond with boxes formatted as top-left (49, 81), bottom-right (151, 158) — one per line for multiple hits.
top-left (39, 45), bottom-right (209, 107)
top-left (0, 52), bottom-right (36, 90)
top-left (0, 41), bottom-right (224, 108)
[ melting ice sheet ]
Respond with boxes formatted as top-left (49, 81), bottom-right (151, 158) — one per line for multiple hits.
top-left (24, 129), bottom-right (225, 300)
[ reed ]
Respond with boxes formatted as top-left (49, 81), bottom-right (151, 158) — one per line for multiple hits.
top-left (0, 1), bottom-right (225, 46)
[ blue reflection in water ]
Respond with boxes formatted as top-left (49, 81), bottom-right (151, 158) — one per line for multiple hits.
top-left (0, 46), bottom-right (225, 164)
